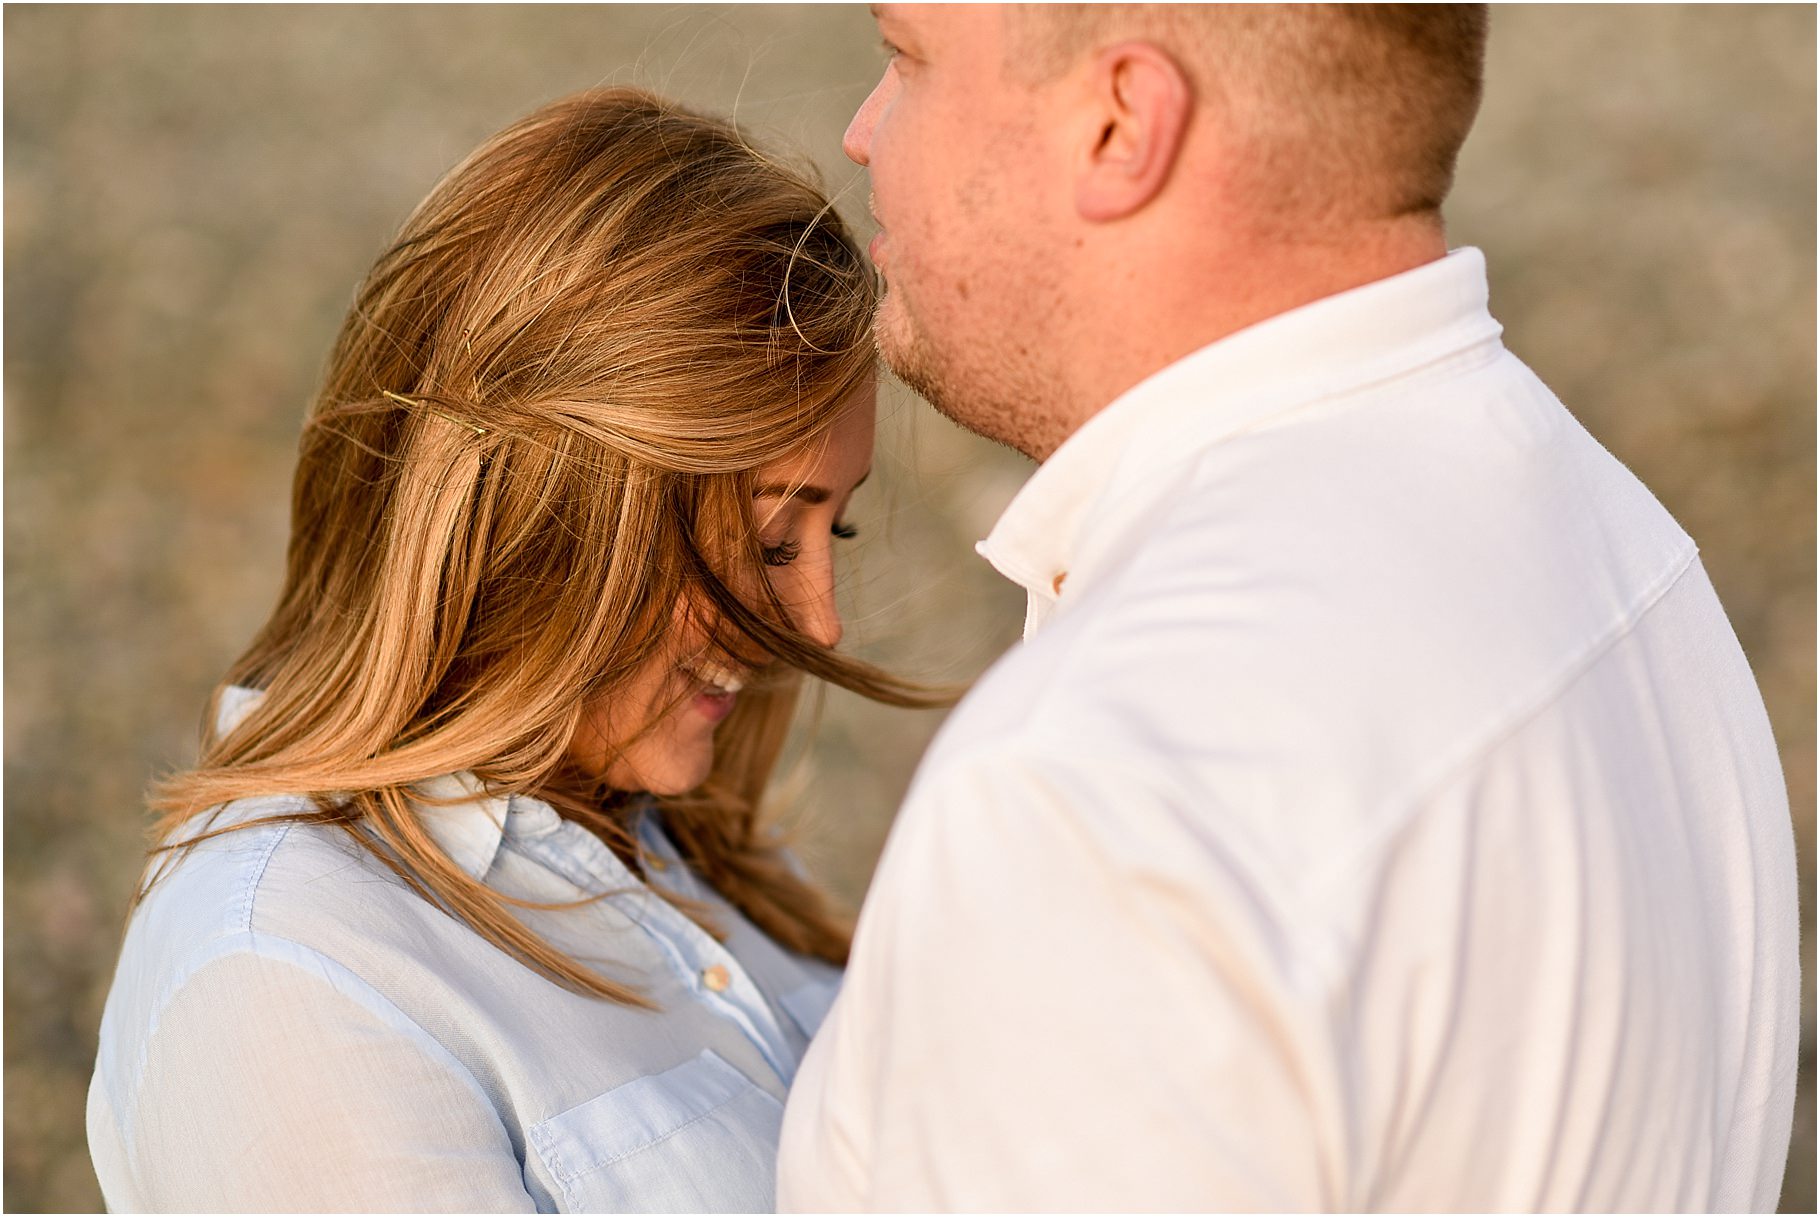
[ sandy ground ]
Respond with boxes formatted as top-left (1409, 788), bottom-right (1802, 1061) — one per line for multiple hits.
top-left (6, 5), bottom-right (1813, 1211)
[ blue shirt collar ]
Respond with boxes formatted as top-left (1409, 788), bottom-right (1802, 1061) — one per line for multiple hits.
top-left (214, 684), bottom-right (542, 882)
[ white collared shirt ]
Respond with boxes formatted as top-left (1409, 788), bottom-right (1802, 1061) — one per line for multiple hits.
top-left (777, 249), bottom-right (1800, 1211)
top-left (87, 688), bottom-right (842, 1212)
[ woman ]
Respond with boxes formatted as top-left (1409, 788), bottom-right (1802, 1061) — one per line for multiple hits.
top-left (86, 87), bottom-right (933, 1212)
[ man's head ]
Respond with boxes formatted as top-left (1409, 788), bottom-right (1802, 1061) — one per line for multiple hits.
top-left (846, 4), bottom-right (1490, 460)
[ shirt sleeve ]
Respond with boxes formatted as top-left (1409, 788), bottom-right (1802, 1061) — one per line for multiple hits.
top-left (778, 741), bottom-right (1343, 1212)
top-left (119, 945), bottom-right (537, 1213)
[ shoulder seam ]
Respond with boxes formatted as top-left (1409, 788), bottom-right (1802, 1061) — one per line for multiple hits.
top-left (117, 929), bottom-right (504, 1152)
top-left (914, 541), bottom-right (1705, 986)
top-left (1304, 541), bottom-right (1705, 902)
top-left (239, 820), bottom-right (295, 933)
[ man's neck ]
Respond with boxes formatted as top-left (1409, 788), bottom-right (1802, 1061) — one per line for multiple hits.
top-left (1035, 220), bottom-right (1449, 462)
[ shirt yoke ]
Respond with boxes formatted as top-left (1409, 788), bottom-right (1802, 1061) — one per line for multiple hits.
top-left (918, 353), bottom-right (1700, 933)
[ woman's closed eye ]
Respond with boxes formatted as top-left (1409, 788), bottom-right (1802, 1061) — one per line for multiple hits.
top-left (763, 520), bottom-right (859, 568)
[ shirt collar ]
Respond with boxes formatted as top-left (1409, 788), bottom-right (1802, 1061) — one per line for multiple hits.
top-left (410, 771), bottom-right (511, 881)
top-left (976, 247), bottom-right (1502, 613)
top-left (215, 684), bottom-right (518, 882)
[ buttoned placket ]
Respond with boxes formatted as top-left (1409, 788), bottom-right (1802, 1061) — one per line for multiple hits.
top-left (501, 795), bottom-right (801, 1085)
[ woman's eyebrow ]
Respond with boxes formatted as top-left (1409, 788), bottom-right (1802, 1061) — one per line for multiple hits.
top-left (755, 483), bottom-right (832, 505)
top-left (753, 471), bottom-right (871, 505)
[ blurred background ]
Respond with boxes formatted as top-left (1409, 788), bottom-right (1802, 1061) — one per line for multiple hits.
top-left (5, 4), bottom-right (1812, 1211)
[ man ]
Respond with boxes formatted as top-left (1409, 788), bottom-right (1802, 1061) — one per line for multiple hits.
top-left (779, 5), bottom-right (1799, 1210)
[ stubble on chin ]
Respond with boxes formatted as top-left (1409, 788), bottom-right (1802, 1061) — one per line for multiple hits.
top-left (872, 290), bottom-right (1069, 463)
top-left (872, 297), bottom-right (953, 426)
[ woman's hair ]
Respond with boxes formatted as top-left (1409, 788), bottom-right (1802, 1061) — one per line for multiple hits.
top-left (145, 87), bottom-right (941, 1005)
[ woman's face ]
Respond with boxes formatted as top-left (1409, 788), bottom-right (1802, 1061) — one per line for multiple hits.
top-left (566, 383), bottom-right (878, 794)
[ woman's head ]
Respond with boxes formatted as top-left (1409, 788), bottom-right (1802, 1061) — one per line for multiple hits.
top-left (565, 385), bottom-right (877, 795)
top-left (231, 86), bottom-right (898, 795)
top-left (154, 88), bottom-right (940, 992)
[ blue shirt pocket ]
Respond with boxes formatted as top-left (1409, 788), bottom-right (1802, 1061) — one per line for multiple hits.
top-left (527, 1049), bottom-right (783, 1213)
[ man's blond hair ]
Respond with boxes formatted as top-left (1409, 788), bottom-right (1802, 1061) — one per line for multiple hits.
top-left (1015, 4), bottom-right (1490, 228)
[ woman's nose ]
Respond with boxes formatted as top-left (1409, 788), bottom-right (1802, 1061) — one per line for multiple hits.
top-left (795, 561), bottom-right (844, 650)
top-left (800, 589), bottom-right (843, 650)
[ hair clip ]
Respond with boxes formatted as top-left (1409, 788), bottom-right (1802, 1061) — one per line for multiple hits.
top-left (381, 388), bottom-right (488, 436)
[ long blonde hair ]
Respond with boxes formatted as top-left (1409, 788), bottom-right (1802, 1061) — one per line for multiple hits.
top-left (145, 87), bottom-right (939, 1005)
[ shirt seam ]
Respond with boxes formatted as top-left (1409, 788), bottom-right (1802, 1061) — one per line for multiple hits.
top-left (550, 1087), bottom-right (756, 1188)
top-left (923, 542), bottom-right (1701, 984)
top-left (1298, 540), bottom-right (1703, 906)
top-left (238, 820), bottom-right (295, 933)
top-left (110, 817), bottom-right (294, 1144)
top-left (120, 927), bottom-right (504, 1154)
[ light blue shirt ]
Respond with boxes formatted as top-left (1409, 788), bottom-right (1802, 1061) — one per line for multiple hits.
top-left (88, 688), bottom-right (842, 1212)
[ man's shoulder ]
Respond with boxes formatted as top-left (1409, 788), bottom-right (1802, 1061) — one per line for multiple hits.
top-left (918, 355), bottom-right (1704, 891)
top-left (1061, 352), bottom-right (1696, 728)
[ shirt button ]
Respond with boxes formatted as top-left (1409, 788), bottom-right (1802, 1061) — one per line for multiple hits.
top-left (645, 854), bottom-right (668, 872)
top-left (1052, 571), bottom-right (1068, 595)
top-left (702, 964), bottom-right (731, 993)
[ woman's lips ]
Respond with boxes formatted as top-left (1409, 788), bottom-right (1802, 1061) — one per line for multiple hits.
top-left (693, 687), bottom-right (737, 724)
top-left (681, 659), bottom-right (744, 725)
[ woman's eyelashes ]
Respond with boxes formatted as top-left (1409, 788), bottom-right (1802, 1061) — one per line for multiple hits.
top-left (762, 520), bottom-right (859, 567)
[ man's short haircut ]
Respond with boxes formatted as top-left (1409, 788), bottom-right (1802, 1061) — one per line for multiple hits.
top-left (1013, 4), bottom-right (1491, 227)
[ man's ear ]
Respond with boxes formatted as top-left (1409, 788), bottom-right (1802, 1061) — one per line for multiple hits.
top-left (1075, 42), bottom-right (1193, 223)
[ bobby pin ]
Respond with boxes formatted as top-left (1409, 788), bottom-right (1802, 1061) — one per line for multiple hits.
top-left (381, 389), bottom-right (489, 436)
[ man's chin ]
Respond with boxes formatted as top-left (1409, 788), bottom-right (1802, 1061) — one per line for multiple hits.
top-left (871, 294), bottom-right (914, 374)
top-left (873, 296), bottom-right (1051, 461)
top-left (874, 301), bottom-right (940, 404)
